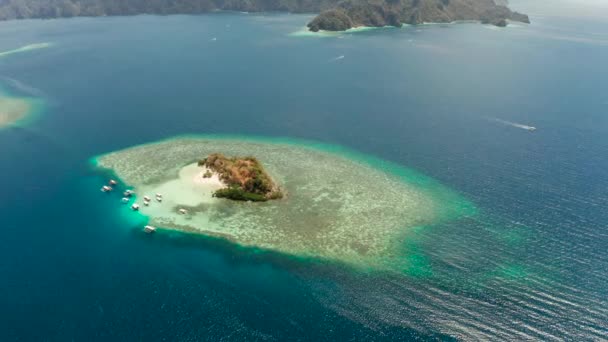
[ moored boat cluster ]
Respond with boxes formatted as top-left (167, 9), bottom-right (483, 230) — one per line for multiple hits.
top-left (100, 179), bottom-right (190, 234)
top-left (99, 179), bottom-right (161, 234)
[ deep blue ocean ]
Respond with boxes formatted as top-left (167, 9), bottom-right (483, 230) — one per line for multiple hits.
top-left (0, 9), bottom-right (607, 341)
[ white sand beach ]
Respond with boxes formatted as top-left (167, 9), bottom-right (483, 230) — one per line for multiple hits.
top-left (135, 163), bottom-right (225, 221)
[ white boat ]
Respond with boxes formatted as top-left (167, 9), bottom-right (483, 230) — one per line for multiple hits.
top-left (124, 190), bottom-right (134, 197)
top-left (179, 208), bottom-right (188, 215)
top-left (144, 201), bottom-right (149, 206)
top-left (121, 197), bottom-right (129, 203)
top-left (144, 225), bottom-right (156, 233)
top-left (109, 179), bottom-right (118, 185)
top-left (101, 185), bottom-right (112, 192)
top-left (155, 193), bottom-right (163, 198)
top-left (156, 197), bottom-right (163, 202)
top-left (131, 203), bottom-right (140, 211)
top-left (143, 196), bottom-right (151, 202)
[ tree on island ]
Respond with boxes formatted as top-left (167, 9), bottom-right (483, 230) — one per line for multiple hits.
top-left (199, 153), bottom-right (283, 202)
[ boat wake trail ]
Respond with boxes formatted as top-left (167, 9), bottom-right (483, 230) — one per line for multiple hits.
top-left (490, 118), bottom-right (537, 131)
top-left (0, 42), bottom-right (52, 58)
top-left (329, 55), bottom-right (345, 62)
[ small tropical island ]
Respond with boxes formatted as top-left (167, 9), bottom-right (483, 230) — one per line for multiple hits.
top-left (198, 153), bottom-right (283, 202)
top-left (95, 136), bottom-right (476, 269)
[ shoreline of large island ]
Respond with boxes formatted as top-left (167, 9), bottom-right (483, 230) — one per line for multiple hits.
top-left (93, 135), bottom-right (476, 270)
top-left (0, 0), bottom-right (529, 30)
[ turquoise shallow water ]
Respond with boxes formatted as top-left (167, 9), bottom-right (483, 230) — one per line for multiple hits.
top-left (0, 84), bottom-right (45, 129)
top-left (0, 12), bottom-right (607, 341)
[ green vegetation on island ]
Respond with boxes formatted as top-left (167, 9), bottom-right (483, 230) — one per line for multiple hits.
top-left (199, 153), bottom-right (283, 202)
top-left (308, 0), bottom-right (530, 32)
top-left (0, 0), bottom-right (529, 30)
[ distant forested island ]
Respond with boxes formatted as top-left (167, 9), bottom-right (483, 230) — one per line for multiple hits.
top-left (0, 0), bottom-right (529, 30)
